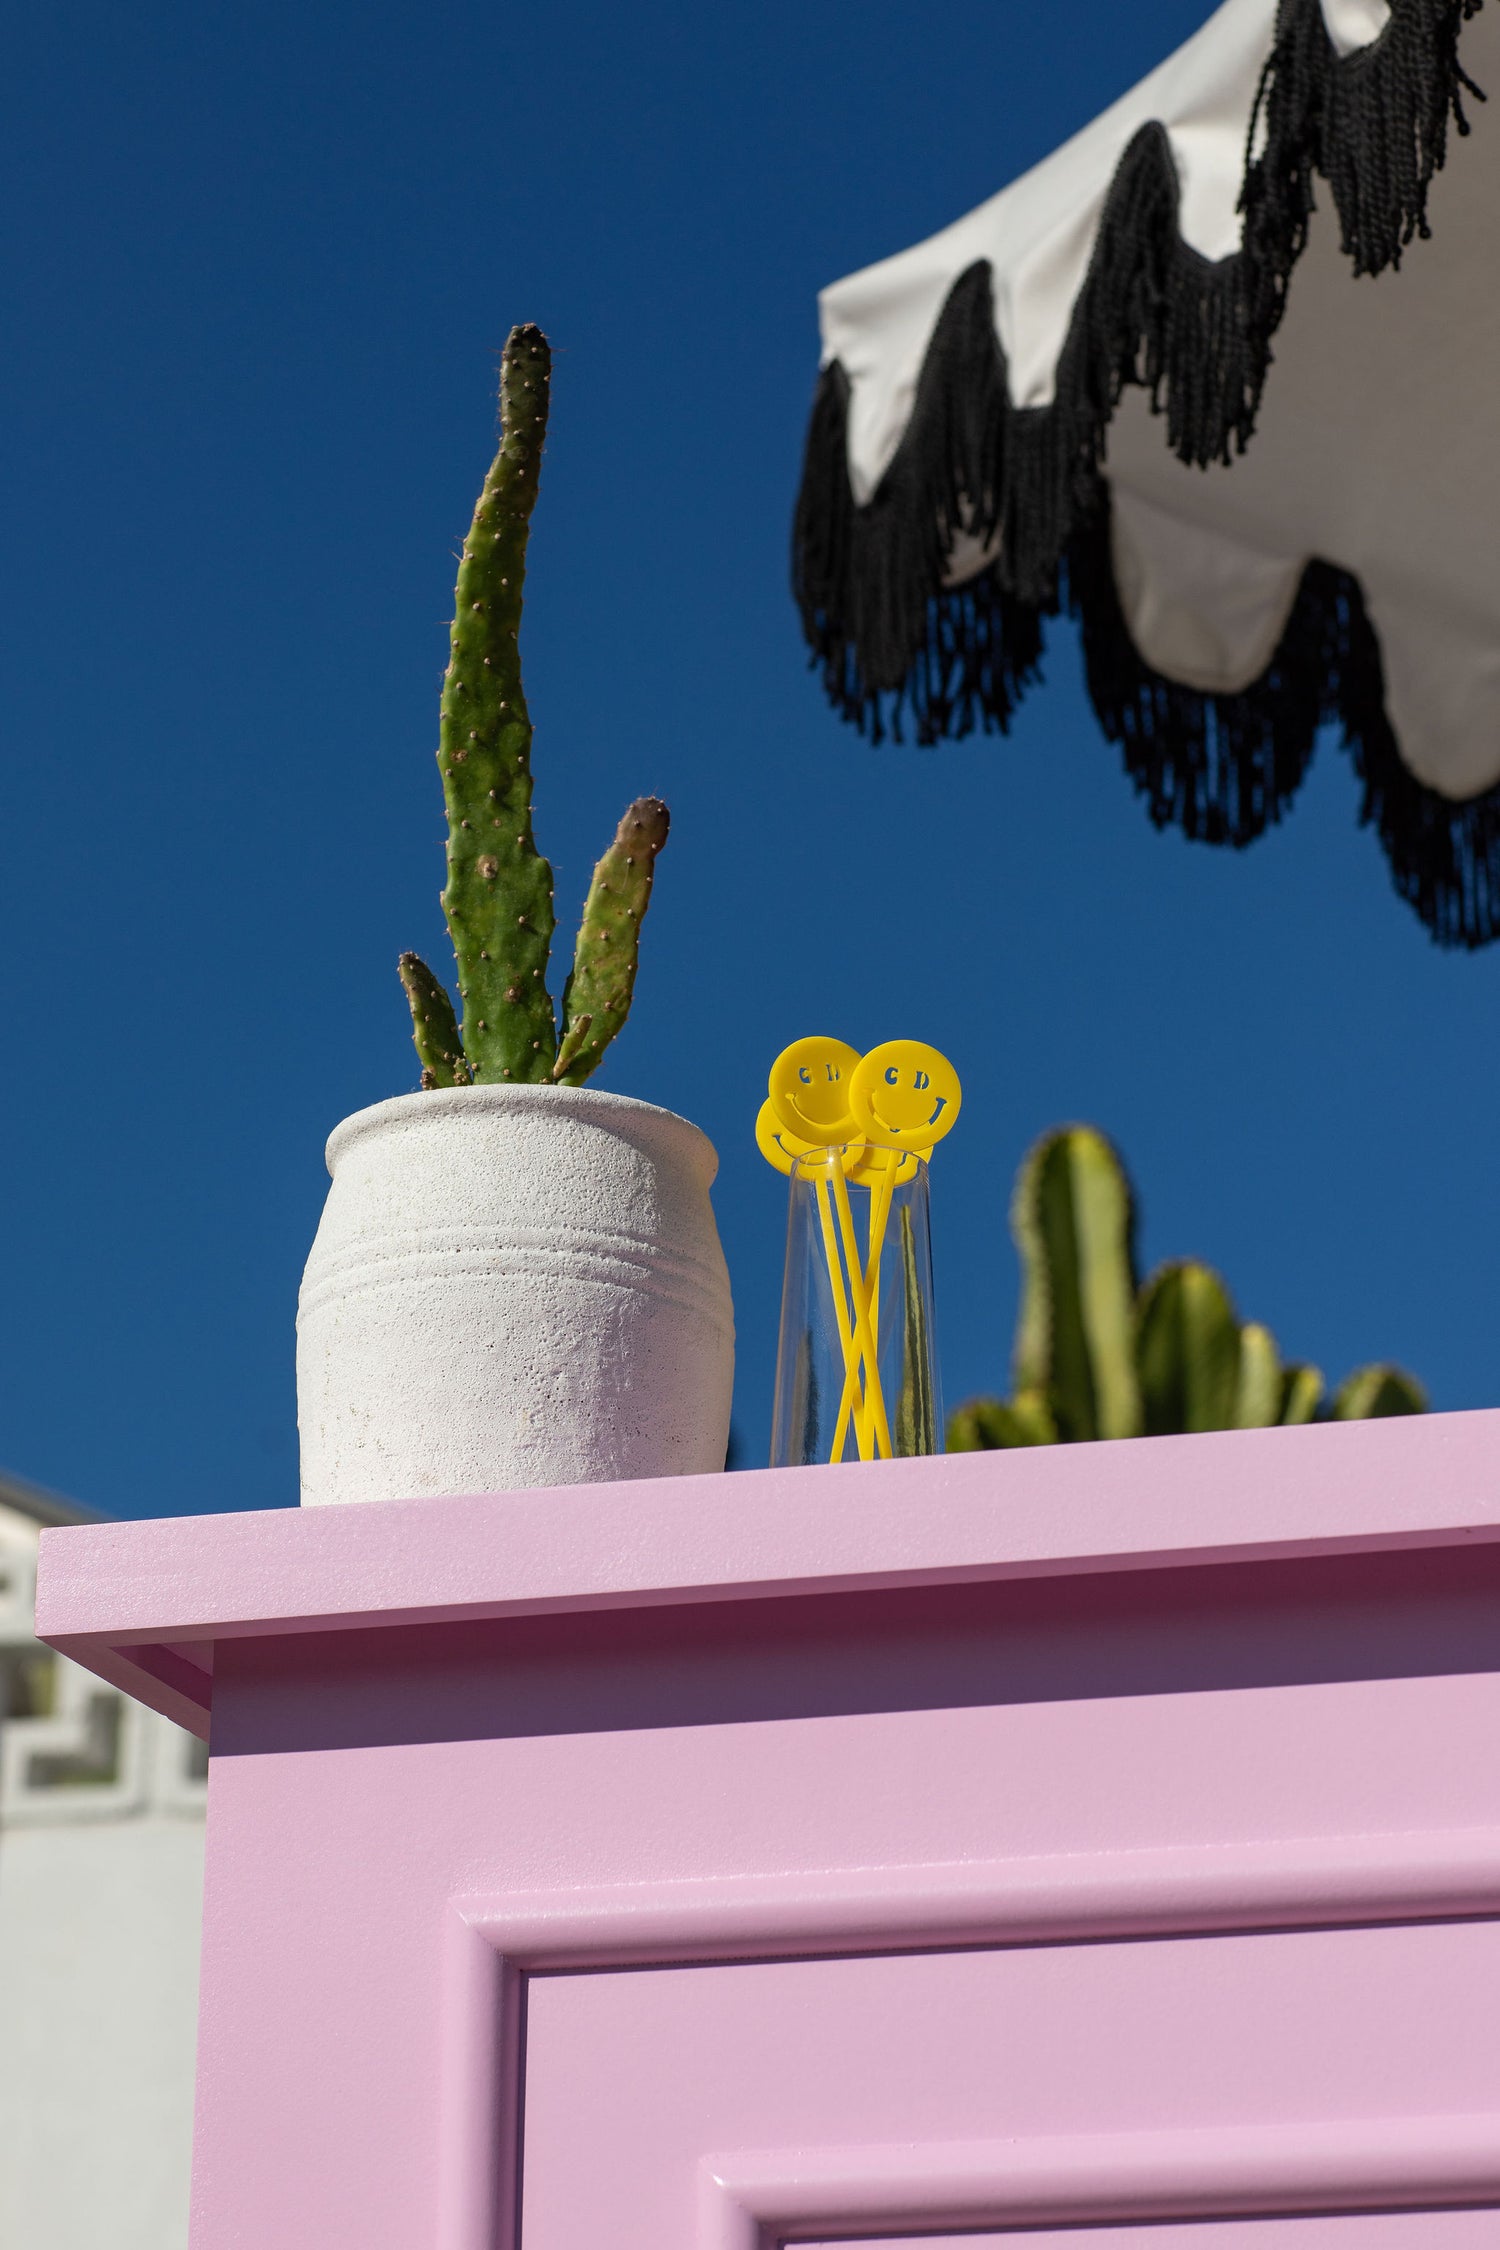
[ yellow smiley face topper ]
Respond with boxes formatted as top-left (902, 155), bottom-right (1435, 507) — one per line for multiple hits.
top-left (848, 1040), bottom-right (962, 1153)
top-left (755, 1100), bottom-right (865, 1179)
top-left (843, 1140), bottom-right (923, 1186)
top-left (767, 1035), bottom-right (863, 1147)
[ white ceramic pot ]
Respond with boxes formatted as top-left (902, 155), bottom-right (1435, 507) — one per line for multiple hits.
top-left (296, 1084), bottom-right (735, 1506)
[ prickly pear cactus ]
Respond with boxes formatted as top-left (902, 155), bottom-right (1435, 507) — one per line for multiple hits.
top-left (947, 1125), bottom-right (1427, 1451)
top-left (554, 797), bottom-right (671, 1085)
top-left (397, 953), bottom-right (471, 1088)
top-left (400, 325), bottom-right (668, 1090)
top-left (435, 323), bottom-right (558, 1083)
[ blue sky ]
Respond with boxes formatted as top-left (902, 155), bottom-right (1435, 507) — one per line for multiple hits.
top-left (3, 0), bottom-right (1495, 1519)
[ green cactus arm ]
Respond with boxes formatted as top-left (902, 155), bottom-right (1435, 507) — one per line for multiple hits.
top-left (552, 1012), bottom-right (594, 1080)
top-left (1233, 1320), bottom-right (1284, 1428)
top-left (1011, 1126), bottom-right (1141, 1442)
top-left (944, 1400), bottom-right (996, 1452)
top-left (553, 797), bottom-right (670, 1086)
top-left (397, 952), bottom-right (472, 1087)
top-left (1278, 1362), bottom-right (1325, 1424)
top-left (946, 1389), bottom-right (1058, 1450)
top-left (892, 1203), bottom-right (937, 1457)
top-left (438, 324), bottom-right (557, 1085)
top-left (1009, 1133), bottom-right (1060, 1400)
top-left (1332, 1364), bottom-right (1428, 1419)
top-left (1136, 1260), bottom-right (1242, 1435)
top-left (1007, 1386), bottom-right (1060, 1445)
top-left (786, 1330), bottom-right (817, 1461)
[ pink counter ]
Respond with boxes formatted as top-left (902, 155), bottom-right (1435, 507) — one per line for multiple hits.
top-left (36, 1411), bottom-right (1500, 2247)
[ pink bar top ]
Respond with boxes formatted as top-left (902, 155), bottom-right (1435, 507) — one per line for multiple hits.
top-left (32, 1407), bottom-right (1500, 1739)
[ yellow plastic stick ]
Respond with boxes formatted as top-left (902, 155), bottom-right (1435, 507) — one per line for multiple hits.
top-left (830, 1262), bottom-right (869, 1463)
top-left (829, 1235), bottom-right (873, 1461)
top-left (811, 1159), bottom-right (872, 1463)
top-left (828, 1169), bottom-right (878, 1464)
top-left (814, 1170), bottom-right (853, 1357)
top-left (829, 1161), bottom-right (891, 1458)
top-left (831, 1148), bottom-right (902, 1459)
top-left (865, 1146), bottom-right (899, 1345)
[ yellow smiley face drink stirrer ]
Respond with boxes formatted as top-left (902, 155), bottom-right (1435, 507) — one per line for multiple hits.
top-left (759, 1036), bottom-right (884, 1452)
top-left (838, 1041), bottom-right (960, 1456)
top-left (760, 1038), bottom-right (961, 1465)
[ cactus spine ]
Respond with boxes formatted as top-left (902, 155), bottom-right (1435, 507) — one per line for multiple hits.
top-left (400, 325), bottom-right (667, 1090)
top-left (948, 1125), bottom-right (1426, 1451)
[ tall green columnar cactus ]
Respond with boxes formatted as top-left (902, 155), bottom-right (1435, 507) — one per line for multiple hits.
top-left (946, 1125), bottom-right (1426, 1452)
top-left (400, 325), bottom-right (669, 1088)
top-left (1011, 1125), bottom-right (1142, 1443)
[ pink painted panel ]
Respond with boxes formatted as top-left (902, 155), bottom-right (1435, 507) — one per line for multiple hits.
top-left (36, 1407), bottom-right (1500, 1736)
top-left (520, 1928), bottom-right (1500, 2246)
top-left (189, 1664), bottom-right (1500, 2247)
top-left (819, 2227), bottom-right (1500, 2247)
top-left (29, 1413), bottom-right (1496, 2249)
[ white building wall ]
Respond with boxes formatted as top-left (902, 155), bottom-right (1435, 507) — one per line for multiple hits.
top-left (0, 1520), bottom-right (205, 2250)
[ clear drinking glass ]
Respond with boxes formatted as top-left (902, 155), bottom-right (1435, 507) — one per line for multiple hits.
top-left (770, 1147), bottom-right (942, 1468)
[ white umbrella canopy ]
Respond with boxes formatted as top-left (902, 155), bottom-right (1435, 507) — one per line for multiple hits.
top-left (794, 0), bottom-right (1499, 943)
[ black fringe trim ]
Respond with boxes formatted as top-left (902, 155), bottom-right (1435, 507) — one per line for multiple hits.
top-left (795, 0), bottom-right (1482, 741)
top-left (792, 269), bottom-right (1049, 743)
top-left (1072, 501), bottom-right (1500, 949)
top-left (795, 0), bottom-right (1482, 739)
top-left (791, 0), bottom-right (1492, 941)
top-left (1244, 0), bottom-right (1483, 283)
top-left (1338, 596), bottom-right (1500, 949)
top-left (1068, 506), bottom-right (1321, 848)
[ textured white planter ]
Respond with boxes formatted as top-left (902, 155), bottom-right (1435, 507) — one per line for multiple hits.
top-left (296, 1085), bottom-right (734, 1507)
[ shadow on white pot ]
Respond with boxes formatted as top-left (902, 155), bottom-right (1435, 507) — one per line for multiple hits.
top-left (297, 1084), bottom-right (734, 1506)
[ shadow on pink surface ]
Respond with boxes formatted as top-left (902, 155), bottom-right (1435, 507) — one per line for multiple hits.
top-left (208, 1539), bottom-right (1500, 1756)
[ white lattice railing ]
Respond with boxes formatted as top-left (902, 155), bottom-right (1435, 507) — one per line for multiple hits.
top-left (0, 1531), bottom-right (206, 1828)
